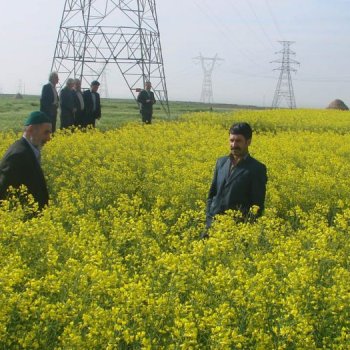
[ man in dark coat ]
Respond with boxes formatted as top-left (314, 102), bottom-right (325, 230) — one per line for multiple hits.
top-left (137, 81), bottom-right (156, 124)
top-left (206, 122), bottom-right (267, 229)
top-left (0, 111), bottom-right (52, 209)
top-left (73, 78), bottom-right (85, 127)
top-left (83, 80), bottom-right (101, 128)
top-left (40, 72), bottom-right (59, 133)
top-left (59, 78), bottom-right (76, 129)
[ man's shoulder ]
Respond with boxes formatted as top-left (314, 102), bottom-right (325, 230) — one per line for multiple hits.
top-left (216, 155), bottom-right (230, 166)
top-left (41, 83), bottom-right (51, 93)
top-left (246, 155), bottom-right (266, 170)
top-left (137, 90), bottom-right (146, 99)
top-left (10, 138), bottom-right (30, 153)
top-left (1, 139), bottom-right (28, 161)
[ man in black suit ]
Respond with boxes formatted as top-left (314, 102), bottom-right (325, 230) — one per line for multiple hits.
top-left (59, 78), bottom-right (76, 129)
top-left (83, 80), bottom-right (101, 128)
top-left (206, 122), bottom-right (267, 229)
top-left (73, 78), bottom-right (85, 127)
top-left (40, 72), bottom-right (59, 133)
top-left (137, 81), bottom-right (156, 124)
top-left (0, 111), bottom-right (52, 210)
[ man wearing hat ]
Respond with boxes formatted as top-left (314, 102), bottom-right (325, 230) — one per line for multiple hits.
top-left (83, 80), bottom-right (101, 127)
top-left (0, 111), bottom-right (52, 209)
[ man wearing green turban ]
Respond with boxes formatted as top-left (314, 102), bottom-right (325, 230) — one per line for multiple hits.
top-left (0, 111), bottom-right (52, 209)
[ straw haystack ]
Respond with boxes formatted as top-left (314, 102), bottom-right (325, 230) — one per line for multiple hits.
top-left (326, 99), bottom-right (349, 110)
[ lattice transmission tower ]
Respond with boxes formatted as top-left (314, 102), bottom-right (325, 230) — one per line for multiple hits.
top-left (99, 67), bottom-right (109, 98)
top-left (271, 41), bottom-right (299, 109)
top-left (51, 0), bottom-right (169, 115)
top-left (194, 54), bottom-right (223, 104)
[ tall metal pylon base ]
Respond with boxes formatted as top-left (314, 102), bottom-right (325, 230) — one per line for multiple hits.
top-left (271, 41), bottom-right (299, 109)
top-left (51, 0), bottom-right (169, 115)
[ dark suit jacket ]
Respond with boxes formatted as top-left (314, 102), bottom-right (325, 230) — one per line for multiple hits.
top-left (83, 90), bottom-right (101, 126)
top-left (40, 83), bottom-right (58, 132)
top-left (0, 138), bottom-right (49, 209)
top-left (73, 90), bottom-right (85, 126)
top-left (137, 89), bottom-right (156, 113)
top-left (59, 87), bottom-right (75, 128)
top-left (206, 154), bottom-right (267, 226)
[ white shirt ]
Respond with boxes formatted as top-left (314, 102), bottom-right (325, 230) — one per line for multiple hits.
top-left (50, 82), bottom-right (58, 105)
top-left (76, 90), bottom-right (84, 110)
top-left (91, 92), bottom-right (97, 111)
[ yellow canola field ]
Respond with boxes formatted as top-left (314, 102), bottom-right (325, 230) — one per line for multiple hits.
top-left (1, 109), bottom-right (350, 349)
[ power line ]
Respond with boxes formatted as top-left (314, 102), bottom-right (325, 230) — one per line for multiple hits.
top-left (294, 77), bottom-right (350, 83)
top-left (191, 0), bottom-right (268, 69)
top-left (223, 0), bottom-right (277, 53)
top-left (246, 0), bottom-right (276, 50)
top-left (264, 0), bottom-right (284, 41)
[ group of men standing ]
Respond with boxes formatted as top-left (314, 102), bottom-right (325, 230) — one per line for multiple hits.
top-left (40, 72), bottom-right (157, 131)
top-left (40, 72), bottom-right (101, 132)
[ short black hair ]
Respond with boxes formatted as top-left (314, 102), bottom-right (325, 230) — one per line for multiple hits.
top-left (229, 122), bottom-right (252, 140)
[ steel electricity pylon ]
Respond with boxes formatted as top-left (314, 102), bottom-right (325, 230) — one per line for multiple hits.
top-left (51, 0), bottom-right (169, 115)
top-left (194, 54), bottom-right (223, 104)
top-left (99, 67), bottom-right (109, 99)
top-left (271, 41), bottom-right (299, 109)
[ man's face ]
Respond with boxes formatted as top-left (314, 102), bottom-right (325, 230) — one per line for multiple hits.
top-left (75, 80), bottom-right (81, 90)
top-left (229, 133), bottom-right (251, 158)
top-left (51, 74), bottom-right (59, 85)
top-left (30, 123), bottom-right (52, 149)
top-left (67, 81), bottom-right (75, 90)
top-left (91, 84), bottom-right (99, 93)
top-left (145, 82), bottom-right (152, 90)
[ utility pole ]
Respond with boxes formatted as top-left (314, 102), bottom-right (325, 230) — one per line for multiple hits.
top-left (51, 0), bottom-right (170, 115)
top-left (271, 41), bottom-right (299, 109)
top-left (194, 54), bottom-right (223, 104)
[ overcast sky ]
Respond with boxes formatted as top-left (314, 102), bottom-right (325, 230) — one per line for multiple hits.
top-left (1, 0), bottom-right (349, 108)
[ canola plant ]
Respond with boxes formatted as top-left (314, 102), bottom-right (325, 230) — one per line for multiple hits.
top-left (0, 109), bottom-right (350, 349)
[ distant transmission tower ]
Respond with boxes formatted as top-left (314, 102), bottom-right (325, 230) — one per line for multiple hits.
top-left (17, 80), bottom-right (25, 95)
top-left (51, 0), bottom-right (169, 115)
top-left (194, 54), bottom-right (223, 104)
top-left (271, 41), bottom-right (299, 109)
